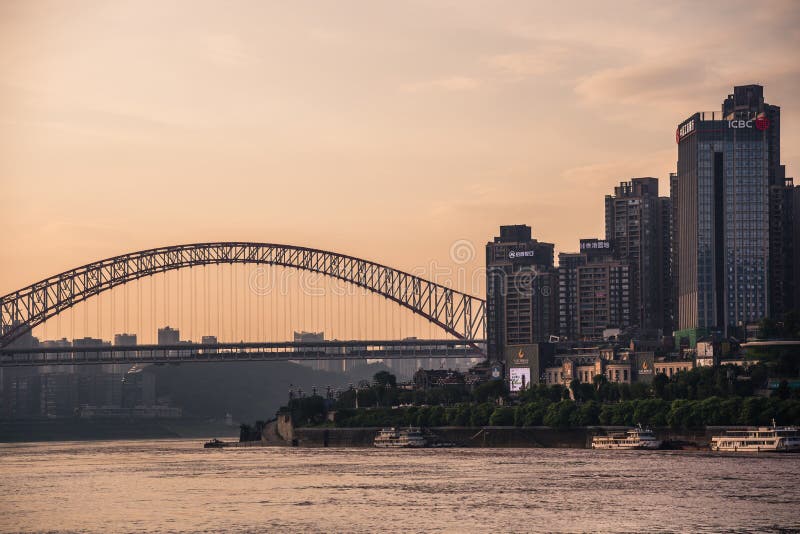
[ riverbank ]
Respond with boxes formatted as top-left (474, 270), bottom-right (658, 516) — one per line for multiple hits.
top-left (0, 418), bottom-right (239, 442)
top-left (266, 423), bottom-right (724, 448)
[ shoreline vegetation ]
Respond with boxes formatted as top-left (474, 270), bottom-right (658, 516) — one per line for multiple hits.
top-left (273, 366), bottom-right (800, 432)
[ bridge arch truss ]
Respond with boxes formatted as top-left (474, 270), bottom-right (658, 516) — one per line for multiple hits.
top-left (0, 242), bottom-right (485, 350)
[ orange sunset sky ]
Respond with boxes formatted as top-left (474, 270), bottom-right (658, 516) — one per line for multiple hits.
top-left (2, 0), bottom-right (799, 298)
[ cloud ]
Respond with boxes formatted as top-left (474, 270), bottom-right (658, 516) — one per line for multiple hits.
top-left (206, 34), bottom-right (253, 67)
top-left (560, 149), bottom-right (676, 194)
top-left (401, 76), bottom-right (481, 93)
top-left (483, 43), bottom-right (575, 79)
top-left (572, 5), bottom-right (800, 116)
top-left (575, 59), bottom-right (705, 107)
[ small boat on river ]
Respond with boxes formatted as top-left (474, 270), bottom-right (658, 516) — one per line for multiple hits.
top-left (710, 420), bottom-right (800, 452)
top-left (374, 427), bottom-right (427, 448)
top-left (591, 425), bottom-right (662, 450)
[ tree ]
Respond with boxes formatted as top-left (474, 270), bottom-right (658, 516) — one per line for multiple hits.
top-left (651, 371), bottom-right (671, 400)
top-left (373, 371), bottom-right (397, 388)
top-left (570, 380), bottom-right (596, 403)
top-left (356, 388), bottom-right (377, 408)
top-left (629, 382), bottom-right (650, 400)
top-left (290, 395), bottom-right (327, 425)
top-left (774, 380), bottom-right (791, 400)
top-left (428, 405), bottom-right (446, 426)
top-left (472, 380), bottom-right (506, 403)
top-left (517, 400), bottom-right (550, 426)
top-left (470, 403), bottom-right (494, 426)
top-left (571, 400), bottom-right (601, 426)
top-left (740, 397), bottom-right (766, 425)
top-left (593, 374), bottom-right (608, 388)
top-left (489, 406), bottom-right (515, 426)
top-left (451, 404), bottom-right (472, 426)
top-left (783, 310), bottom-right (800, 339)
top-left (632, 399), bottom-right (669, 427)
top-left (415, 406), bottom-right (431, 427)
top-left (667, 399), bottom-right (693, 429)
top-left (543, 400), bottom-right (577, 428)
top-left (758, 317), bottom-right (779, 339)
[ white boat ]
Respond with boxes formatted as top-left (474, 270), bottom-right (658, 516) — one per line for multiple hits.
top-left (374, 427), bottom-right (427, 448)
top-left (591, 425), bottom-right (662, 450)
top-left (710, 420), bottom-right (800, 452)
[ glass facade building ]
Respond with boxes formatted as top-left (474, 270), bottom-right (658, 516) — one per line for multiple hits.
top-left (675, 85), bottom-right (779, 336)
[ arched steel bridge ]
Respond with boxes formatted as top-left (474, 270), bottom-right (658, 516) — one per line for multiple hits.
top-left (0, 242), bottom-right (486, 350)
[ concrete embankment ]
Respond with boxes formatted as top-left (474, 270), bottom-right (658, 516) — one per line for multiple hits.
top-left (292, 426), bottom-right (589, 448)
top-left (281, 426), bottom-right (726, 448)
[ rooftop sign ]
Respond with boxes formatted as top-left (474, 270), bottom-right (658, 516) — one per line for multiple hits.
top-left (580, 240), bottom-right (611, 251)
top-left (508, 250), bottom-right (535, 259)
top-left (728, 113), bottom-right (770, 131)
top-left (676, 118), bottom-right (695, 143)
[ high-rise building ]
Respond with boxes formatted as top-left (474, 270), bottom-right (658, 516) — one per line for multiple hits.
top-left (793, 184), bottom-right (800, 313)
top-left (675, 84), bottom-right (787, 340)
top-left (657, 195), bottom-right (674, 334)
top-left (558, 239), bottom-right (631, 341)
top-left (557, 252), bottom-right (585, 340)
top-left (486, 225), bottom-right (557, 355)
top-left (486, 225), bottom-right (557, 385)
top-left (669, 171), bottom-right (680, 336)
top-left (769, 167), bottom-right (798, 319)
top-left (605, 177), bottom-right (665, 335)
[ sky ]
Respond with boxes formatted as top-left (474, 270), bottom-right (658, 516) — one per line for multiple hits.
top-left (2, 0), bottom-right (799, 298)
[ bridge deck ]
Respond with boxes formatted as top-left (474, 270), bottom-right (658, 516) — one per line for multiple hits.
top-left (0, 339), bottom-right (485, 367)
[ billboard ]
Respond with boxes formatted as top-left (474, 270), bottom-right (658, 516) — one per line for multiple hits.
top-left (634, 352), bottom-right (655, 382)
top-left (490, 363), bottom-right (504, 381)
top-left (504, 343), bottom-right (552, 390)
top-left (509, 367), bottom-right (531, 392)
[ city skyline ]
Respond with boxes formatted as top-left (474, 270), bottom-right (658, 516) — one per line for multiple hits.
top-left (2, 0), bottom-right (800, 296)
top-left (3, 4), bottom-right (800, 533)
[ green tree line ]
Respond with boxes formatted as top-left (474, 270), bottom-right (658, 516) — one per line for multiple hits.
top-left (285, 364), bottom-right (800, 429)
top-left (333, 397), bottom-right (800, 429)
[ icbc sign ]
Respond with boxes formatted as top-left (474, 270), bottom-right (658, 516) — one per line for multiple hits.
top-left (728, 113), bottom-right (770, 131)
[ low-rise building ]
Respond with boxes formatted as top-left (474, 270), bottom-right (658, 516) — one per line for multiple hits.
top-left (653, 360), bottom-right (693, 378)
top-left (544, 346), bottom-right (694, 386)
top-left (412, 369), bottom-right (466, 390)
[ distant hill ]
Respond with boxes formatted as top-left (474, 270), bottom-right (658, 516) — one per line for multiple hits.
top-left (145, 360), bottom-right (389, 423)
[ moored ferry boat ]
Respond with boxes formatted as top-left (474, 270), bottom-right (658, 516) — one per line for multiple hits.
top-left (710, 421), bottom-right (800, 452)
top-left (591, 425), bottom-right (662, 450)
top-left (374, 427), bottom-right (427, 448)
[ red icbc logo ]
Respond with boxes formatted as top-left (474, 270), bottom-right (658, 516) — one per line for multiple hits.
top-left (755, 114), bottom-right (770, 131)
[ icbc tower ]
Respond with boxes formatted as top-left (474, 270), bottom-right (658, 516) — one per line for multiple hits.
top-left (674, 85), bottom-right (795, 343)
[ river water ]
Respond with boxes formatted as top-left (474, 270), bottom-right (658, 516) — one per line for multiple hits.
top-left (1, 440), bottom-right (798, 533)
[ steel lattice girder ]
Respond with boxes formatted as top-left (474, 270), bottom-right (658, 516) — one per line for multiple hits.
top-left (0, 242), bottom-right (486, 349)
